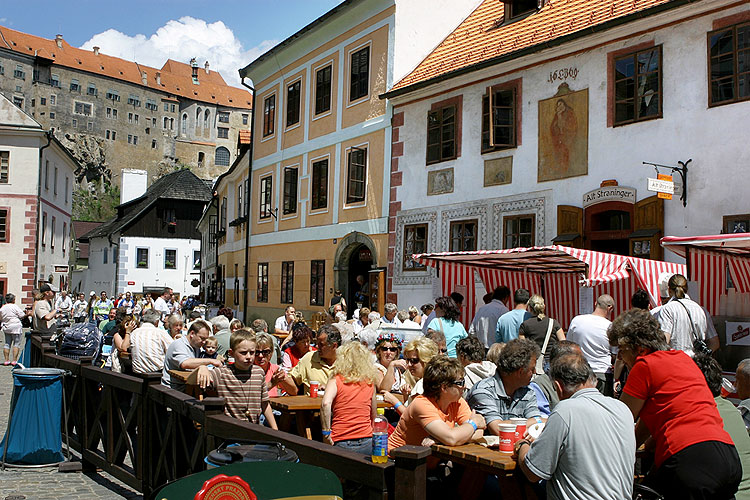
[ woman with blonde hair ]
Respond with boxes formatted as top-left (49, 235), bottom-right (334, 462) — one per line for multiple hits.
top-left (384, 336), bottom-right (441, 414)
top-left (320, 341), bottom-right (378, 455)
top-left (519, 294), bottom-right (565, 372)
top-left (166, 314), bottom-right (184, 339)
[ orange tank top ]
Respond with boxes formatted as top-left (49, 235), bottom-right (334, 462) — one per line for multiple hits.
top-left (331, 374), bottom-right (374, 442)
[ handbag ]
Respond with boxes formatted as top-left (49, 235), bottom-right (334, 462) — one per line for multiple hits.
top-left (535, 318), bottom-right (554, 374)
top-left (674, 299), bottom-right (712, 355)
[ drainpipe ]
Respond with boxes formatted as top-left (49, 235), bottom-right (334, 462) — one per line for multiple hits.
top-left (240, 78), bottom-right (256, 322)
top-left (34, 132), bottom-right (52, 295)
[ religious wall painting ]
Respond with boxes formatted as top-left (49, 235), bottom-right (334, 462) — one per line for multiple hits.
top-left (538, 84), bottom-right (589, 182)
top-left (484, 156), bottom-right (513, 187)
top-left (427, 167), bottom-right (454, 195)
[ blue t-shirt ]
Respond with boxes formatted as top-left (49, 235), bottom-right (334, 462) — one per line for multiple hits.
top-left (427, 317), bottom-right (467, 358)
top-left (496, 309), bottom-right (531, 343)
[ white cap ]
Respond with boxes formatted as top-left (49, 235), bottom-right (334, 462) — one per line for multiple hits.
top-left (90, 291), bottom-right (96, 297)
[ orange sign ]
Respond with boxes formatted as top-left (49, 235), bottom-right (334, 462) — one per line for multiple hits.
top-left (657, 174), bottom-right (673, 200)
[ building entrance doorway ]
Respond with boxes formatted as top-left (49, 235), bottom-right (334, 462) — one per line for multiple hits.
top-left (333, 232), bottom-right (378, 319)
top-left (347, 245), bottom-right (373, 315)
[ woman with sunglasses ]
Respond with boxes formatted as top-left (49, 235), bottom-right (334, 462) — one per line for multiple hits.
top-left (389, 356), bottom-right (486, 459)
top-left (255, 333), bottom-right (297, 396)
top-left (385, 337), bottom-right (441, 414)
top-left (375, 333), bottom-right (404, 392)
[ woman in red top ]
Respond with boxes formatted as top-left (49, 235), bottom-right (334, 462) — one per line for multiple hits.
top-left (609, 309), bottom-right (741, 499)
top-left (281, 325), bottom-right (315, 372)
top-left (254, 333), bottom-right (297, 397)
top-left (320, 341), bottom-right (378, 455)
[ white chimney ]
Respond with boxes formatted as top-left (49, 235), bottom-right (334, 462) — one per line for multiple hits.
top-left (141, 71), bottom-right (148, 85)
top-left (55, 34), bottom-right (63, 49)
top-left (120, 169), bottom-right (148, 204)
top-left (204, 61), bottom-right (210, 74)
top-left (93, 46), bottom-right (100, 56)
top-left (156, 71), bottom-right (161, 85)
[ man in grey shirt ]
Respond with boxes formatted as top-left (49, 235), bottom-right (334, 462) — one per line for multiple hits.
top-left (515, 353), bottom-right (636, 500)
top-left (162, 319), bottom-right (221, 390)
top-left (466, 338), bottom-right (542, 435)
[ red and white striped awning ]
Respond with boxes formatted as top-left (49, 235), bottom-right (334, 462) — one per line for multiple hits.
top-left (412, 245), bottom-right (685, 328)
top-left (661, 233), bottom-right (750, 311)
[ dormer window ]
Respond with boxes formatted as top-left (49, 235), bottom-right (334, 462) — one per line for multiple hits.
top-left (505, 0), bottom-right (540, 21)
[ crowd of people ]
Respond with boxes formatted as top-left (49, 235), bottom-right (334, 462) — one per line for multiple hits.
top-left (5, 272), bottom-right (750, 500)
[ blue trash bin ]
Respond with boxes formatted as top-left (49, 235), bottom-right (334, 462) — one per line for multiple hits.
top-left (0, 367), bottom-right (67, 466)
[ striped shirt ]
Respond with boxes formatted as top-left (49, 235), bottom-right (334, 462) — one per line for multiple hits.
top-left (130, 324), bottom-right (173, 374)
top-left (210, 364), bottom-right (269, 423)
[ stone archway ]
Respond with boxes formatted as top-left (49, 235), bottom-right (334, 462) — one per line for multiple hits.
top-left (333, 232), bottom-right (378, 313)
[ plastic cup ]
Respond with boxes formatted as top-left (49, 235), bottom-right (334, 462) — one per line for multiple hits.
top-left (498, 423), bottom-right (517, 454)
top-left (309, 380), bottom-right (319, 398)
top-left (721, 378), bottom-right (737, 398)
top-left (510, 418), bottom-right (527, 439)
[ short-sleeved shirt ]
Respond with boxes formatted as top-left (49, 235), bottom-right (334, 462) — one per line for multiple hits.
top-left (469, 300), bottom-right (509, 348)
top-left (1, 303), bottom-right (26, 334)
top-left (657, 298), bottom-right (711, 355)
top-left (465, 372), bottom-right (540, 425)
top-left (524, 388), bottom-right (636, 500)
top-left (33, 299), bottom-right (55, 333)
top-left (213, 329), bottom-right (231, 357)
top-left (72, 300), bottom-right (88, 318)
top-left (153, 297), bottom-right (171, 317)
top-left (519, 316), bottom-right (561, 362)
top-left (131, 324), bottom-right (173, 374)
top-left (623, 350), bottom-right (732, 467)
top-left (274, 316), bottom-right (291, 333)
top-left (565, 314), bottom-right (613, 373)
top-left (496, 309), bottom-right (531, 344)
top-left (93, 299), bottom-right (113, 318)
top-left (388, 395), bottom-right (472, 455)
top-left (427, 317), bottom-right (467, 358)
top-left (715, 396), bottom-right (750, 498)
top-left (331, 375), bottom-right (375, 443)
top-left (210, 364), bottom-right (268, 423)
top-left (161, 335), bottom-right (200, 389)
top-left (261, 363), bottom-right (281, 397)
top-left (289, 351), bottom-right (334, 395)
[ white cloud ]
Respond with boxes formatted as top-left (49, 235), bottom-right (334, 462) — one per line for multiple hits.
top-left (80, 17), bottom-right (277, 88)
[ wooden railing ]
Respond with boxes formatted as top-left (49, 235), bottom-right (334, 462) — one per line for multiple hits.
top-left (28, 332), bottom-right (429, 499)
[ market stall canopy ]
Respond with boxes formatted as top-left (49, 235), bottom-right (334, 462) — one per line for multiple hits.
top-left (412, 245), bottom-right (684, 328)
top-left (661, 233), bottom-right (750, 258)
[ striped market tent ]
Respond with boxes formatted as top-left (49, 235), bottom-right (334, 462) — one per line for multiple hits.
top-left (661, 233), bottom-right (750, 316)
top-left (412, 245), bottom-right (685, 329)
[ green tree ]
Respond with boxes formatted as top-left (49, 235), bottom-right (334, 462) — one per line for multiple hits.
top-left (73, 180), bottom-right (120, 222)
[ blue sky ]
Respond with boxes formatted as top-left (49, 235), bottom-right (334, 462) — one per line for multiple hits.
top-left (1, 1), bottom-right (346, 86)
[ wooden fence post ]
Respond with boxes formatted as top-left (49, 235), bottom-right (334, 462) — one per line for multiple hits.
top-left (391, 446), bottom-right (430, 500)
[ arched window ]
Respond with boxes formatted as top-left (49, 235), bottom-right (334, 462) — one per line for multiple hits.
top-left (198, 152), bottom-right (205, 167)
top-left (196, 107), bottom-right (202, 129)
top-left (181, 114), bottom-right (188, 135)
top-left (204, 109), bottom-right (210, 129)
top-left (163, 117), bottom-right (168, 129)
top-left (215, 146), bottom-right (230, 167)
top-left (170, 118), bottom-right (174, 130)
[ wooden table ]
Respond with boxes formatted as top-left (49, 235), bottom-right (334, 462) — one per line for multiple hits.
top-left (430, 443), bottom-right (538, 500)
top-left (270, 394), bottom-right (402, 440)
top-left (168, 369), bottom-right (206, 399)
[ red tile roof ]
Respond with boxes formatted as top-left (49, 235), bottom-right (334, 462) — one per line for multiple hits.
top-left (0, 26), bottom-right (252, 109)
top-left (238, 129), bottom-right (252, 145)
top-left (392, 0), bottom-right (676, 92)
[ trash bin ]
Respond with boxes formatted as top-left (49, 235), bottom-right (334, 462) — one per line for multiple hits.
top-left (0, 367), bottom-right (67, 467)
top-left (205, 440), bottom-right (298, 469)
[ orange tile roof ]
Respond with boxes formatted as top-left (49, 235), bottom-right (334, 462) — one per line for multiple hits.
top-left (0, 25), bottom-right (252, 109)
top-left (238, 129), bottom-right (252, 145)
top-left (392, 0), bottom-right (676, 93)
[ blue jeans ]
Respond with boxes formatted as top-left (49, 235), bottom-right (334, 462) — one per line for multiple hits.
top-left (334, 437), bottom-right (371, 456)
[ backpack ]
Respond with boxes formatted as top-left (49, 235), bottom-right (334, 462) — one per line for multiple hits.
top-left (57, 322), bottom-right (103, 362)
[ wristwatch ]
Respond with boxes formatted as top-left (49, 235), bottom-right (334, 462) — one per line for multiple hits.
top-left (515, 438), bottom-right (531, 455)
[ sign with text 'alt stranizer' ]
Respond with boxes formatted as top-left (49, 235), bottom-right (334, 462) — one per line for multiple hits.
top-left (648, 174), bottom-right (674, 200)
top-left (582, 186), bottom-right (636, 208)
top-left (727, 322), bottom-right (750, 346)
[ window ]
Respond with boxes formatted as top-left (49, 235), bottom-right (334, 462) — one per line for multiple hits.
top-left (709, 22), bottom-right (750, 106)
top-left (234, 264), bottom-right (240, 305)
top-left (281, 261), bottom-right (294, 303)
top-left (262, 94), bottom-right (275, 137)
top-left (40, 97), bottom-right (46, 106)
top-left (133, 135), bottom-right (138, 145)
top-left (31, 98), bottom-right (36, 108)
top-left (0, 151), bottom-right (8, 183)
top-left (286, 81), bottom-right (301, 127)
top-left (106, 90), bottom-right (120, 101)
top-left (106, 130), bottom-right (116, 141)
top-left (193, 250), bottom-right (201, 270)
top-left (310, 260), bottom-right (325, 306)
top-left (403, 224), bottom-right (428, 271)
top-left (50, 112), bottom-right (55, 119)
top-left (507, 0), bottom-right (538, 19)
top-left (54, 167), bottom-right (58, 195)
top-left (0, 209), bottom-right (7, 242)
top-left (70, 79), bottom-right (80, 92)
top-left (283, 167), bottom-right (298, 215)
top-left (51, 216), bottom-right (56, 250)
top-left (237, 184), bottom-right (244, 218)
top-left (128, 112), bottom-right (133, 123)
top-left (311, 159), bottom-right (328, 210)
top-left (106, 107), bottom-right (112, 118)
top-left (128, 94), bottom-right (141, 107)
top-left (257, 263), bottom-right (269, 302)
top-left (724, 214), bottom-right (750, 234)
top-left (346, 147), bottom-right (367, 204)
top-left (243, 180), bottom-right (250, 216)
top-left (71, 118), bottom-right (77, 128)
top-left (50, 95), bottom-right (56, 106)
top-left (62, 222), bottom-right (67, 256)
top-left (164, 249), bottom-right (177, 269)
top-left (87, 83), bottom-right (97, 96)
top-left (482, 87), bottom-right (517, 151)
top-left (113, 109), bottom-right (118, 119)
top-left (151, 139), bottom-right (156, 149)
top-left (218, 111), bottom-right (229, 123)
top-left (50, 74), bottom-right (60, 88)
top-left (217, 127), bottom-right (229, 139)
top-left (134, 114), bottom-right (139, 124)
top-left (503, 214), bottom-right (535, 248)
top-left (14, 65), bottom-right (25, 80)
top-left (259, 176), bottom-right (273, 220)
top-left (242, 113), bottom-right (248, 125)
top-left (146, 99), bottom-right (158, 111)
top-left (449, 220), bottom-right (478, 251)
top-left (164, 102), bottom-right (169, 112)
top-left (136, 248), bottom-right (149, 268)
top-left (103, 245), bottom-right (107, 264)
top-left (0, 63), bottom-right (3, 75)
top-left (350, 46), bottom-right (370, 101)
top-left (204, 109), bottom-right (210, 129)
top-left (44, 161), bottom-right (49, 189)
top-left (12, 96), bottom-right (23, 108)
top-left (87, 121), bottom-right (93, 131)
top-left (106, 130), bottom-right (110, 140)
top-left (614, 46), bottom-right (662, 125)
top-left (181, 113), bottom-right (188, 135)
top-left (220, 197), bottom-right (227, 230)
top-left (145, 127), bottom-right (150, 135)
top-left (41, 212), bottom-right (47, 246)
top-left (215, 146), bottom-right (230, 166)
top-left (196, 107), bottom-right (202, 129)
top-left (315, 65), bottom-right (332, 114)
top-left (113, 246), bottom-right (117, 263)
top-left (427, 105), bottom-right (457, 164)
top-left (74, 101), bottom-right (92, 116)
top-left (65, 176), bottom-right (69, 203)
top-left (128, 134), bottom-right (133, 144)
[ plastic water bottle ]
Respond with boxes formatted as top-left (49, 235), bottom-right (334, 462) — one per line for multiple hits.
top-left (371, 407), bottom-right (388, 463)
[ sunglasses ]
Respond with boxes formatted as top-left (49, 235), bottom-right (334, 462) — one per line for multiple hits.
top-left (380, 347), bottom-right (399, 352)
top-left (439, 348), bottom-right (448, 354)
top-left (256, 349), bottom-right (273, 356)
top-left (451, 379), bottom-right (465, 387)
top-left (406, 357), bottom-right (421, 365)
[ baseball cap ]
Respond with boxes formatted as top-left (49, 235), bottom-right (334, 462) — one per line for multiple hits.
top-left (90, 291), bottom-right (96, 297)
top-left (39, 283), bottom-right (52, 293)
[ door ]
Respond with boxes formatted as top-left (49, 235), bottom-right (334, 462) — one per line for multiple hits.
top-left (555, 205), bottom-right (583, 247)
top-left (629, 195), bottom-right (664, 260)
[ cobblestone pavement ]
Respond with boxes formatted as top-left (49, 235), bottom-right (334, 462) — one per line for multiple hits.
top-left (0, 342), bottom-right (142, 500)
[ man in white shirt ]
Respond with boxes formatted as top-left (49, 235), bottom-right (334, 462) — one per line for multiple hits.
top-left (469, 286), bottom-right (510, 349)
top-left (565, 294), bottom-right (615, 395)
top-left (274, 305), bottom-right (296, 335)
top-left (153, 287), bottom-right (173, 320)
top-left (54, 290), bottom-right (73, 317)
top-left (380, 303), bottom-right (402, 327)
top-left (130, 309), bottom-right (174, 374)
